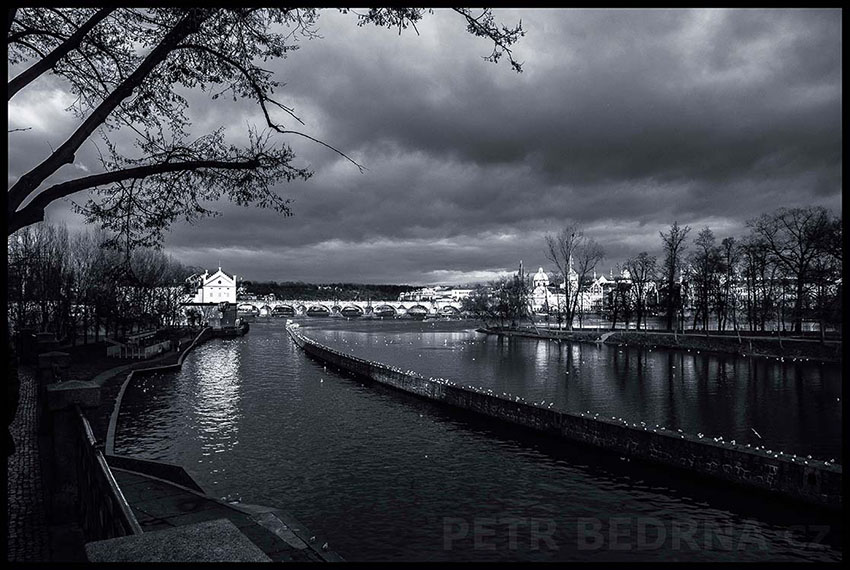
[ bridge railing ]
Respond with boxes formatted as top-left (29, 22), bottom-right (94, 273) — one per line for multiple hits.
top-left (75, 406), bottom-right (143, 541)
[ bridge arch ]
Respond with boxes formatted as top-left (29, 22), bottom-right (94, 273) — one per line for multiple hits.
top-left (340, 305), bottom-right (364, 317)
top-left (306, 304), bottom-right (331, 316)
top-left (272, 304), bottom-right (295, 317)
top-left (406, 304), bottom-right (428, 318)
top-left (373, 304), bottom-right (397, 317)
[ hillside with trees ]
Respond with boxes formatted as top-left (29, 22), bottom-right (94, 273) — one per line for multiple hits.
top-left (242, 281), bottom-right (419, 301)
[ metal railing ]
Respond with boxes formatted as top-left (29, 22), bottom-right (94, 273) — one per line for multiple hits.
top-left (75, 406), bottom-right (143, 541)
top-left (106, 340), bottom-right (173, 359)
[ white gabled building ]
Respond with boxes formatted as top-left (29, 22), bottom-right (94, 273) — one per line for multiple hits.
top-left (582, 272), bottom-right (611, 312)
top-left (190, 267), bottom-right (237, 304)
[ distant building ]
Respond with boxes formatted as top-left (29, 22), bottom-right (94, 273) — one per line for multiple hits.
top-left (530, 267), bottom-right (553, 312)
top-left (399, 286), bottom-right (472, 302)
top-left (529, 264), bottom-right (623, 314)
top-left (190, 267), bottom-right (237, 304)
top-left (399, 287), bottom-right (437, 301)
top-left (568, 272), bottom-right (613, 313)
top-left (447, 289), bottom-right (473, 302)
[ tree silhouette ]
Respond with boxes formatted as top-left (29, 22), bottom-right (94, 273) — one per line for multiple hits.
top-left (8, 8), bottom-right (524, 243)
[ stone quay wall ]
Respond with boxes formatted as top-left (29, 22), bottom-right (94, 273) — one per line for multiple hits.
top-left (287, 324), bottom-right (841, 511)
top-left (105, 327), bottom-right (214, 456)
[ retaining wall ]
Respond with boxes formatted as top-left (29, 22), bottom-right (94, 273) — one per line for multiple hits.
top-left (287, 325), bottom-right (841, 510)
top-left (105, 327), bottom-right (214, 455)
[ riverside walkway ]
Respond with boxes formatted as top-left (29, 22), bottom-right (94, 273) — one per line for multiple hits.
top-left (101, 468), bottom-right (339, 562)
top-left (6, 341), bottom-right (190, 562)
top-left (6, 367), bottom-right (51, 562)
top-left (9, 328), bottom-right (342, 562)
top-left (6, 332), bottom-right (195, 562)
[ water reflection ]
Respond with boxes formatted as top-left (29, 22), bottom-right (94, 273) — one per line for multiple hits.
top-left (306, 321), bottom-right (841, 461)
top-left (115, 320), bottom-right (842, 562)
top-left (192, 340), bottom-right (241, 456)
top-left (117, 340), bottom-right (243, 471)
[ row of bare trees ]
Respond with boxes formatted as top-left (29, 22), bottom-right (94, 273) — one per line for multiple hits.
top-left (731, 207), bottom-right (840, 335)
top-left (7, 222), bottom-right (195, 345)
top-left (461, 270), bottom-right (531, 328)
top-left (539, 206), bottom-right (841, 335)
top-left (673, 207), bottom-right (841, 335)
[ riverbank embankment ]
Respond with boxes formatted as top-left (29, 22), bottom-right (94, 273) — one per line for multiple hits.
top-left (287, 323), bottom-right (841, 511)
top-left (479, 326), bottom-right (841, 363)
top-left (85, 327), bottom-right (212, 445)
top-left (8, 327), bottom-right (208, 562)
top-left (99, 326), bottom-right (344, 562)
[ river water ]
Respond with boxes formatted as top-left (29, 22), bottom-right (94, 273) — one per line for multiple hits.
top-left (116, 318), bottom-right (842, 561)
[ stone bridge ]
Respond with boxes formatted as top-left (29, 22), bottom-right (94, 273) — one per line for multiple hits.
top-left (234, 299), bottom-right (464, 317)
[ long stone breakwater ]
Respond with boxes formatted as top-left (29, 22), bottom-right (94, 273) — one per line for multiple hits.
top-left (286, 323), bottom-right (841, 510)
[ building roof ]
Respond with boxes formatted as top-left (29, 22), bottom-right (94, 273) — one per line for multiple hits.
top-left (202, 268), bottom-right (236, 286)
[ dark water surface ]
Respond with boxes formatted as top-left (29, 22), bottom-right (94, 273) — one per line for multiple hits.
top-left (116, 319), bottom-right (842, 561)
top-left (306, 319), bottom-right (842, 461)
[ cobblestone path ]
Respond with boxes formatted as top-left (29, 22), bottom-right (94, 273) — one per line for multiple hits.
top-left (6, 367), bottom-right (50, 561)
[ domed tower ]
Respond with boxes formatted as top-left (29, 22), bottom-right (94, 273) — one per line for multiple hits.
top-left (530, 267), bottom-right (551, 313)
top-left (533, 267), bottom-right (549, 289)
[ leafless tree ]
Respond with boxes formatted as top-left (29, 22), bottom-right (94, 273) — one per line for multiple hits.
top-left (688, 227), bottom-right (722, 332)
top-left (659, 221), bottom-right (691, 331)
top-left (748, 207), bottom-right (834, 334)
top-left (545, 224), bottom-right (604, 330)
top-left (624, 252), bottom-right (657, 331)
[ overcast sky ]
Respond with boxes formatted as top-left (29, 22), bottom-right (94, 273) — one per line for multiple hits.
top-left (8, 8), bottom-right (842, 285)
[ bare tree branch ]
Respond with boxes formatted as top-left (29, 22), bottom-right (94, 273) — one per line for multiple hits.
top-left (8, 7), bottom-right (113, 99)
top-left (175, 42), bottom-right (367, 172)
top-left (9, 157), bottom-right (260, 234)
top-left (7, 8), bottom-right (17, 38)
top-left (8, 8), bottom-right (215, 217)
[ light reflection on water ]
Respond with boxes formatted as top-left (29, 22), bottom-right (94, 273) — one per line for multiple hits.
top-left (115, 319), bottom-right (842, 562)
top-left (194, 341), bottom-right (241, 457)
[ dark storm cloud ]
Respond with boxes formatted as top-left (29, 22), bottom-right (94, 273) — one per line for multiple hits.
top-left (275, 8), bottom-right (840, 189)
top-left (11, 8), bottom-right (842, 283)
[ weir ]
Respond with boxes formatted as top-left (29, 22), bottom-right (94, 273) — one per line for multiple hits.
top-left (286, 323), bottom-right (841, 511)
